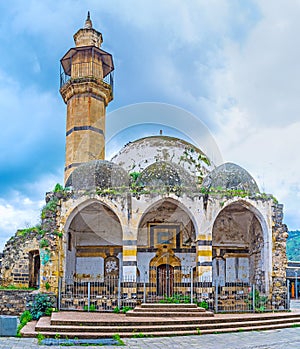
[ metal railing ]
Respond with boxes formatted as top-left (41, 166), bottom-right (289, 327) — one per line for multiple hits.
top-left (60, 62), bottom-right (114, 93)
top-left (58, 274), bottom-right (290, 313)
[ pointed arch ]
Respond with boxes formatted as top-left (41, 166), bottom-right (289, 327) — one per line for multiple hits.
top-left (63, 198), bottom-right (123, 279)
top-left (137, 197), bottom-right (198, 249)
top-left (64, 197), bottom-right (124, 234)
top-left (211, 199), bottom-right (270, 292)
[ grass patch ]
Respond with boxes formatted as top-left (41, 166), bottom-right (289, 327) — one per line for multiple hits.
top-left (291, 324), bottom-right (300, 328)
top-left (0, 285), bottom-right (35, 291)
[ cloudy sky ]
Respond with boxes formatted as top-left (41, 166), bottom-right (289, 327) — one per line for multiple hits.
top-left (0, 0), bottom-right (299, 249)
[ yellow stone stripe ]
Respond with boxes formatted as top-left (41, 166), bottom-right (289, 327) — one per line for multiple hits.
top-left (197, 250), bottom-right (212, 257)
top-left (123, 250), bottom-right (137, 257)
top-left (198, 234), bottom-right (212, 241)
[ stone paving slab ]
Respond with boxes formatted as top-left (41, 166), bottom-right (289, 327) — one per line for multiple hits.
top-left (1, 328), bottom-right (300, 349)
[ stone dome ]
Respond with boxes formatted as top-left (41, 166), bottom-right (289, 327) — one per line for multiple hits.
top-left (111, 135), bottom-right (214, 178)
top-left (138, 161), bottom-right (197, 188)
top-left (66, 160), bottom-right (130, 190)
top-left (202, 162), bottom-right (260, 194)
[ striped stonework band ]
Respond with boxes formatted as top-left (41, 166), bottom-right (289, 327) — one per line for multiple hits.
top-left (66, 125), bottom-right (104, 137)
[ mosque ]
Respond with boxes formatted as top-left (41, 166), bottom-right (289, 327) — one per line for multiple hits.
top-left (0, 14), bottom-right (288, 311)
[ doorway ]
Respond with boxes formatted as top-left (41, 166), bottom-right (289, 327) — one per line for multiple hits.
top-left (157, 264), bottom-right (174, 297)
top-left (29, 250), bottom-right (40, 288)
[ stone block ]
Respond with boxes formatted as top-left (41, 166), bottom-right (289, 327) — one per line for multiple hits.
top-left (0, 316), bottom-right (18, 336)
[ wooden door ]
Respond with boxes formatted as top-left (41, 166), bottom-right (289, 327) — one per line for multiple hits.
top-left (157, 264), bottom-right (174, 297)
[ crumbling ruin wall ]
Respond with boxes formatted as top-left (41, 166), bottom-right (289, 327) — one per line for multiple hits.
top-left (1, 231), bottom-right (40, 287)
top-left (0, 189), bottom-right (68, 293)
top-left (271, 203), bottom-right (289, 309)
top-left (38, 190), bottom-right (67, 293)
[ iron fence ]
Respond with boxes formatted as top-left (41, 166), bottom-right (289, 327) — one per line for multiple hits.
top-left (59, 274), bottom-right (290, 313)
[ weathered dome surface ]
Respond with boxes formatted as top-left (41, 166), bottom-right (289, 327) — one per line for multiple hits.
top-left (202, 162), bottom-right (260, 194)
top-left (111, 136), bottom-right (214, 178)
top-left (138, 161), bottom-right (197, 188)
top-left (66, 160), bottom-right (130, 190)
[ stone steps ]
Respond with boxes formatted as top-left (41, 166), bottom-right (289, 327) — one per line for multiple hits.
top-left (126, 302), bottom-right (213, 317)
top-left (35, 316), bottom-right (300, 333)
top-left (23, 320), bottom-right (300, 339)
top-left (126, 310), bottom-right (213, 317)
top-left (137, 303), bottom-right (202, 308)
top-left (20, 309), bottom-right (300, 339)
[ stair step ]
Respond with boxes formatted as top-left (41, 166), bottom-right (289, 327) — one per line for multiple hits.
top-left (50, 312), bottom-right (300, 326)
top-left (36, 316), bottom-right (300, 334)
top-left (126, 310), bottom-right (214, 318)
top-left (140, 303), bottom-right (199, 308)
top-left (126, 303), bottom-right (211, 317)
top-left (130, 307), bottom-right (206, 313)
top-left (22, 322), bottom-right (300, 339)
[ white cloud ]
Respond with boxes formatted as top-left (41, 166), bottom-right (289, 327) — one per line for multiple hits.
top-left (215, 117), bottom-right (300, 229)
top-left (214, 1), bottom-right (300, 127)
top-left (0, 195), bottom-right (42, 250)
top-left (0, 172), bottom-right (62, 251)
top-left (209, 1), bottom-right (300, 230)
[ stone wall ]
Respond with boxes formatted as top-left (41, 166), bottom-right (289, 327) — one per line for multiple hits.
top-left (271, 203), bottom-right (289, 309)
top-left (0, 190), bottom-right (67, 291)
top-left (39, 191), bottom-right (66, 293)
top-left (0, 290), bottom-right (33, 316)
top-left (1, 232), bottom-right (40, 287)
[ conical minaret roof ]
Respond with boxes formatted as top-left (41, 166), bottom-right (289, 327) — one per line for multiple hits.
top-left (73, 12), bottom-right (103, 48)
top-left (84, 11), bottom-right (93, 29)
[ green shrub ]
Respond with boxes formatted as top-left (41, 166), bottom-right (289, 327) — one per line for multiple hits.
top-left (37, 333), bottom-right (45, 345)
top-left (53, 183), bottom-right (64, 192)
top-left (39, 238), bottom-right (49, 248)
top-left (245, 289), bottom-right (268, 312)
top-left (30, 294), bottom-right (54, 320)
top-left (197, 300), bottom-right (209, 310)
top-left (17, 310), bottom-right (33, 336)
top-left (17, 225), bottom-right (45, 237)
top-left (53, 230), bottom-right (63, 238)
top-left (83, 304), bottom-right (96, 311)
top-left (159, 294), bottom-right (190, 304)
top-left (20, 310), bottom-right (32, 324)
top-left (41, 197), bottom-right (59, 219)
top-left (129, 172), bottom-right (141, 181)
top-left (132, 332), bottom-right (145, 338)
top-left (121, 306), bottom-right (133, 313)
top-left (45, 307), bottom-right (54, 316)
top-left (113, 306), bottom-right (120, 313)
top-left (112, 334), bottom-right (124, 345)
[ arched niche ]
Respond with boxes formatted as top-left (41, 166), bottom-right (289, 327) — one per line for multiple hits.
top-left (65, 200), bottom-right (123, 279)
top-left (212, 201), bottom-right (266, 291)
top-left (136, 198), bottom-right (197, 282)
top-left (137, 198), bottom-right (196, 249)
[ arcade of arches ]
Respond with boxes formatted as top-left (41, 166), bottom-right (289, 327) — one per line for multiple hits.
top-left (62, 198), bottom-right (269, 297)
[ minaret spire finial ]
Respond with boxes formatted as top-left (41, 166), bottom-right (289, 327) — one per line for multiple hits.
top-left (84, 11), bottom-right (93, 29)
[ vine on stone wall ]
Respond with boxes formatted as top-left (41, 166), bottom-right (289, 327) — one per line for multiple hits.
top-left (179, 147), bottom-right (211, 184)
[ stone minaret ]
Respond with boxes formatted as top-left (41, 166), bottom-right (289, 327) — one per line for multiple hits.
top-left (60, 12), bottom-right (114, 183)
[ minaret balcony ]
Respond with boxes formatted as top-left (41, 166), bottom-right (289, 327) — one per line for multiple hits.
top-left (60, 46), bottom-right (114, 94)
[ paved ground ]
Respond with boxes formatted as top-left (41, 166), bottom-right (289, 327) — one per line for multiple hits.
top-left (291, 299), bottom-right (300, 310)
top-left (1, 328), bottom-right (300, 349)
top-left (1, 300), bottom-right (299, 349)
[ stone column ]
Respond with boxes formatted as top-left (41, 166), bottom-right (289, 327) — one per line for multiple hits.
top-left (196, 234), bottom-right (213, 279)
